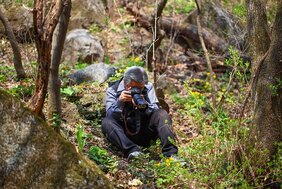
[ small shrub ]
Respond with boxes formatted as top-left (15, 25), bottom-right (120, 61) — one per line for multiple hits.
top-left (88, 146), bottom-right (117, 172)
top-left (165, 0), bottom-right (195, 14)
top-left (76, 124), bottom-right (89, 152)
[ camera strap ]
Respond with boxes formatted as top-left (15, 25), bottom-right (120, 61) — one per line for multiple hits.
top-left (122, 105), bottom-right (141, 136)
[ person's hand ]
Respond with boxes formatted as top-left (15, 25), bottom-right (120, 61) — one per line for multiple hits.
top-left (119, 90), bottom-right (132, 103)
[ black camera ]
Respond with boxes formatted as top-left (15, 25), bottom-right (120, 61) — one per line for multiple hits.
top-left (130, 87), bottom-right (148, 110)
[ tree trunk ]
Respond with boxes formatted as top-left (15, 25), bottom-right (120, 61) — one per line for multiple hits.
top-left (47, 0), bottom-right (71, 130)
top-left (253, 2), bottom-right (282, 156)
top-left (0, 8), bottom-right (26, 80)
top-left (28, 0), bottom-right (63, 117)
top-left (246, 0), bottom-right (270, 72)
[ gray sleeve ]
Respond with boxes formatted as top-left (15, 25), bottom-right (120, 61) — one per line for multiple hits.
top-left (105, 86), bottom-right (124, 117)
top-left (145, 83), bottom-right (159, 114)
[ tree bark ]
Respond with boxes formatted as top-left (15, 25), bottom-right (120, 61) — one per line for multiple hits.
top-left (246, 0), bottom-right (270, 72)
top-left (47, 0), bottom-right (71, 130)
top-left (28, 0), bottom-right (63, 117)
top-left (48, 0), bottom-right (71, 131)
top-left (253, 1), bottom-right (282, 156)
top-left (0, 8), bottom-right (26, 80)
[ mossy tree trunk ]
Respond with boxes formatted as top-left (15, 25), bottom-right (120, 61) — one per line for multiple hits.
top-left (47, 0), bottom-right (71, 130)
top-left (253, 2), bottom-right (282, 156)
top-left (247, 0), bottom-right (282, 157)
top-left (28, 0), bottom-right (63, 117)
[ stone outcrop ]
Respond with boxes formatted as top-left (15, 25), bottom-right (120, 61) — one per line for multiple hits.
top-left (0, 90), bottom-right (113, 189)
top-left (62, 29), bottom-right (104, 64)
top-left (187, 1), bottom-right (244, 49)
top-left (69, 62), bottom-right (115, 84)
top-left (0, 5), bottom-right (33, 42)
top-left (69, 0), bottom-right (107, 30)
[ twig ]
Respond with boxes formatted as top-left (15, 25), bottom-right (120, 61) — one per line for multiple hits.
top-left (146, 0), bottom-right (167, 72)
top-left (195, 0), bottom-right (217, 109)
top-left (217, 68), bottom-right (237, 109)
top-left (238, 143), bottom-right (258, 186)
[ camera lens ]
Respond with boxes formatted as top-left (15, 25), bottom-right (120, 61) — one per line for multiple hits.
top-left (130, 87), bottom-right (148, 110)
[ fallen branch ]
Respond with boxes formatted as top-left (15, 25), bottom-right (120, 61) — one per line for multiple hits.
top-left (126, 3), bottom-right (228, 53)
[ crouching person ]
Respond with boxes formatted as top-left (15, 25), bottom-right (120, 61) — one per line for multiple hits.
top-left (102, 66), bottom-right (178, 161)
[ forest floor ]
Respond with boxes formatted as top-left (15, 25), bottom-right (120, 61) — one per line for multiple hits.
top-left (0, 39), bottom-right (251, 188)
top-left (1, 0), bottom-right (281, 188)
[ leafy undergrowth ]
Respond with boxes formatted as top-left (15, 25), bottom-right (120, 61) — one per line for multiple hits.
top-left (55, 51), bottom-right (280, 188)
top-left (0, 0), bottom-right (281, 188)
top-left (1, 47), bottom-right (281, 188)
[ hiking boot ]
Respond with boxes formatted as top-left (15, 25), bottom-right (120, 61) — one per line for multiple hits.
top-left (170, 155), bottom-right (187, 166)
top-left (127, 151), bottom-right (144, 161)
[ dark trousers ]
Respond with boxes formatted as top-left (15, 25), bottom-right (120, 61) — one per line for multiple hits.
top-left (102, 109), bottom-right (178, 158)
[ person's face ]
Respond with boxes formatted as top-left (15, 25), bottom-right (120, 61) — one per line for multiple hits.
top-left (125, 80), bottom-right (145, 91)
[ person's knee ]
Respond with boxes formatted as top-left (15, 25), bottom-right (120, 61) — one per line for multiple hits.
top-left (153, 109), bottom-right (171, 121)
top-left (101, 117), bottom-right (113, 134)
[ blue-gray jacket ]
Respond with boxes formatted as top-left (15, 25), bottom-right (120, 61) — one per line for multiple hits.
top-left (105, 79), bottom-right (159, 118)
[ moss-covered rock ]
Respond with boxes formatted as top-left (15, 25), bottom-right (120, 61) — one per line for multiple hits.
top-left (0, 90), bottom-right (113, 189)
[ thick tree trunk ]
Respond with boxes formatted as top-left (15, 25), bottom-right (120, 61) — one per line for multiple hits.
top-left (246, 0), bottom-right (270, 72)
top-left (254, 2), bottom-right (282, 156)
top-left (48, 0), bottom-right (71, 130)
top-left (28, 0), bottom-right (63, 117)
top-left (0, 8), bottom-right (26, 80)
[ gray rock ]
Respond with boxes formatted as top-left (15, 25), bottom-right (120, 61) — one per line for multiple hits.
top-left (69, 0), bottom-right (108, 30)
top-left (0, 5), bottom-right (33, 42)
top-left (62, 29), bottom-right (104, 64)
top-left (0, 90), bottom-right (113, 189)
top-left (69, 63), bottom-right (116, 84)
top-left (187, 1), bottom-right (244, 49)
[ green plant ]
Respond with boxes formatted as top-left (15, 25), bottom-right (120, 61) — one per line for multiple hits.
top-left (165, 0), bottom-right (195, 15)
top-left (88, 146), bottom-right (117, 172)
top-left (119, 21), bottom-right (133, 31)
top-left (269, 78), bottom-right (282, 96)
top-left (14, 0), bottom-right (33, 7)
top-left (76, 124), bottom-right (89, 152)
top-left (225, 47), bottom-right (250, 84)
top-left (152, 156), bottom-right (190, 188)
top-left (61, 86), bottom-right (77, 96)
top-left (89, 23), bottom-right (102, 33)
top-left (107, 56), bottom-right (145, 83)
top-left (74, 62), bottom-right (88, 70)
top-left (268, 142), bottom-right (282, 181)
top-left (0, 63), bottom-right (16, 81)
top-left (50, 112), bottom-right (62, 129)
top-left (8, 81), bottom-right (34, 99)
top-left (168, 76), bottom-right (271, 188)
top-left (0, 74), bottom-right (6, 82)
top-left (233, 4), bottom-right (247, 18)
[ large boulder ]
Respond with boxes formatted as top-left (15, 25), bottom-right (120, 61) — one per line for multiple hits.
top-left (69, 0), bottom-right (108, 30)
top-left (0, 5), bottom-right (33, 42)
top-left (69, 62), bottom-right (116, 84)
top-left (0, 90), bottom-right (113, 189)
top-left (187, 1), bottom-right (245, 49)
top-left (77, 84), bottom-right (108, 121)
top-left (62, 29), bottom-right (105, 64)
